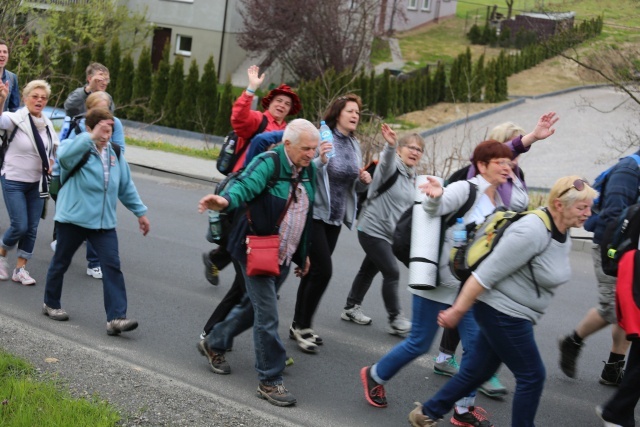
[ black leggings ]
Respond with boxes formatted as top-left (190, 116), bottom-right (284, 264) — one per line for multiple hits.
top-left (202, 259), bottom-right (245, 335)
top-left (293, 220), bottom-right (342, 329)
top-left (439, 326), bottom-right (461, 354)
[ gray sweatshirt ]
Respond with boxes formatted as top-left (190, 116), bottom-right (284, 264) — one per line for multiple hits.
top-left (357, 143), bottom-right (415, 243)
top-left (474, 212), bottom-right (571, 324)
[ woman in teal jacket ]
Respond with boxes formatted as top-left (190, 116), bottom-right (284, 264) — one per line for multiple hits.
top-left (42, 107), bottom-right (150, 336)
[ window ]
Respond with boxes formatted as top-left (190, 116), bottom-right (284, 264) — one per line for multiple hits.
top-left (175, 35), bottom-right (192, 57)
top-left (407, 0), bottom-right (417, 10)
top-left (421, 0), bottom-right (430, 11)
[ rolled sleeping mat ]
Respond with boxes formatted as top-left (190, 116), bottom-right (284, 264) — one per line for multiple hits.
top-left (408, 175), bottom-right (442, 290)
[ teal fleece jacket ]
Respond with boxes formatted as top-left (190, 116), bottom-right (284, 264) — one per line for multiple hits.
top-left (55, 132), bottom-right (147, 229)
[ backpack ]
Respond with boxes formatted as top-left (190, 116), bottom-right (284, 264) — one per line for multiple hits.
top-left (0, 125), bottom-right (19, 170)
top-left (216, 116), bottom-right (269, 176)
top-left (58, 114), bottom-right (85, 141)
top-left (449, 208), bottom-right (552, 295)
top-left (591, 154), bottom-right (640, 214)
top-left (392, 182), bottom-right (477, 271)
top-left (356, 160), bottom-right (401, 219)
top-left (600, 203), bottom-right (640, 277)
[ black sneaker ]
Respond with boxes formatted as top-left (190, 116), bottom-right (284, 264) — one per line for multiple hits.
top-left (558, 335), bottom-right (582, 378)
top-left (256, 382), bottom-right (296, 407)
top-left (197, 339), bottom-right (230, 374)
top-left (451, 406), bottom-right (494, 427)
top-left (202, 253), bottom-right (219, 286)
top-left (360, 366), bottom-right (387, 408)
top-left (599, 360), bottom-right (625, 386)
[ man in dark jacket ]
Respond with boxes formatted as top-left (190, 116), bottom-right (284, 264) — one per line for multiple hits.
top-left (0, 40), bottom-right (19, 112)
top-left (197, 118), bottom-right (319, 407)
top-left (559, 150), bottom-right (640, 385)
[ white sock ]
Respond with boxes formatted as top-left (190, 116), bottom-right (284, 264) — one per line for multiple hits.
top-left (436, 352), bottom-right (452, 364)
top-left (455, 405), bottom-right (469, 415)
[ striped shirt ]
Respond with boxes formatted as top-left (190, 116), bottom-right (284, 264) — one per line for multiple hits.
top-left (278, 152), bottom-right (310, 265)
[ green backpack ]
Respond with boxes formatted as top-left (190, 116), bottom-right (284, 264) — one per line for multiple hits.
top-left (450, 208), bottom-right (552, 295)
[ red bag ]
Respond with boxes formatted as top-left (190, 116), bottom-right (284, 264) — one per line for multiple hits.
top-left (246, 235), bottom-right (280, 276)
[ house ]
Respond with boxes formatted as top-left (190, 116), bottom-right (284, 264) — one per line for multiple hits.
top-left (377, 0), bottom-right (458, 34)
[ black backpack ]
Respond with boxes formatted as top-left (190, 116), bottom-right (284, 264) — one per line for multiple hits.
top-left (600, 203), bottom-right (640, 277)
top-left (356, 161), bottom-right (401, 219)
top-left (392, 182), bottom-right (477, 270)
top-left (217, 116), bottom-right (269, 176)
top-left (0, 125), bottom-right (19, 171)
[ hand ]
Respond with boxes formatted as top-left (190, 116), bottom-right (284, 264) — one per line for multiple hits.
top-left (418, 176), bottom-right (443, 198)
top-left (319, 141), bottom-right (333, 164)
top-left (247, 65), bottom-right (265, 91)
top-left (359, 169), bottom-right (372, 184)
top-left (90, 119), bottom-right (114, 145)
top-left (381, 123), bottom-right (397, 147)
top-left (531, 111), bottom-right (559, 141)
top-left (0, 81), bottom-right (9, 100)
top-left (437, 307), bottom-right (465, 329)
top-left (138, 215), bottom-right (150, 236)
top-left (295, 257), bottom-right (311, 277)
top-left (198, 194), bottom-right (229, 213)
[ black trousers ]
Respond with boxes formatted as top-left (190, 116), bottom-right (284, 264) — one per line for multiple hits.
top-left (293, 220), bottom-right (342, 329)
top-left (202, 259), bottom-right (245, 335)
top-left (439, 326), bottom-right (461, 354)
top-left (602, 339), bottom-right (640, 427)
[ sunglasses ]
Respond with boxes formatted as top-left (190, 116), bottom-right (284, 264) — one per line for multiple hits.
top-left (557, 179), bottom-right (589, 198)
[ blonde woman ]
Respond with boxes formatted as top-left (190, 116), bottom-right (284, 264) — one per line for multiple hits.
top-left (0, 80), bottom-right (59, 285)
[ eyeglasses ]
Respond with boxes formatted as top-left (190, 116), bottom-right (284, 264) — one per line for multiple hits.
top-left (490, 159), bottom-right (515, 169)
top-left (404, 145), bottom-right (424, 154)
top-left (29, 95), bottom-right (48, 101)
top-left (557, 179), bottom-right (589, 198)
top-left (95, 78), bottom-right (110, 84)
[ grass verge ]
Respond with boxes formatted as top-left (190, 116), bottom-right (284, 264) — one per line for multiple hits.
top-left (0, 349), bottom-right (120, 426)
top-left (126, 137), bottom-right (220, 161)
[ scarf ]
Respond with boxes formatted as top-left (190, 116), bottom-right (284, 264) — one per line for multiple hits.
top-left (28, 114), bottom-right (51, 197)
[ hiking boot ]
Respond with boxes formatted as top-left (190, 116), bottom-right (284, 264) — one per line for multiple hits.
top-left (289, 326), bottom-right (318, 353)
top-left (451, 406), bottom-right (494, 427)
top-left (197, 339), bottom-right (230, 374)
top-left (408, 402), bottom-right (438, 426)
top-left (12, 267), bottom-right (36, 286)
top-left (360, 366), bottom-right (387, 408)
top-left (289, 324), bottom-right (323, 345)
top-left (558, 334), bottom-right (582, 378)
top-left (341, 305), bottom-right (372, 325)
top-left (433, 355), bottom-right (460, 377)
top-left (0, 256), bottom-right (9, 280)
top-left (202, 253), bottom-right (219, 286)
top-left (599, 360), bottom-right (625, 386)
top-left (478, 374), bottom-right (507, 398)
top-left (106, 318), bottom-right (138, 336)
top-left (86, 267), bottom-right (103, 279)
top-left (387, 316), bottom-right (411, 337)
top-left (256, 382), bottom-right (296, 407)
top-left (42, 303), bottom-right (69, 321)
top-left (595, 405), bottom-right (623, 427)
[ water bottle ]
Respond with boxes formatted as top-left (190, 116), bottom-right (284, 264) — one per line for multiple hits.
top-left (452, 218), bottom-right (467, 248)
top-left (206, 210), bottom-right (223, 243)
top-left (319, 121), bottom-right (335, 159)
top-left (217, 136), bottom-right (236, 173)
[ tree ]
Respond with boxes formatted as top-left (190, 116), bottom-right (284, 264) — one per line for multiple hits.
top-left (149, 45), bottom-right (171, 122)
top-left (162, 56), bottom-right (185, 128)
top-left (114, 53), bottom-right (134, 118)
top-left (375, 70), bottom-right (390, 118)
top-left (215, 79), bottom-right (233, 136)
top-left (107, 39), bottom-right (122, 97)
top-left (130, 46), bottom-right (152, 121)
top-left (196, 56), bottom-right (219, 135)
top-left (238, 0), bottom-right (381, 80)
top-left (505, 0), bottom-right (515, 19)
top-left (178, 60), bottom-right (200, 132)
top-left (93, 40), bottom-right (107, 65)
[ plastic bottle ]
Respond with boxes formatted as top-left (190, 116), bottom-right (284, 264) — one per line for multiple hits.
top-left (319, 120), bottom-right (335, 159)
top-left (207, 210), bottom-right (223, 242)
top-left (217, 137), bottom-right (236, 172)
top-left (452, 218), bottom-right (467, 247)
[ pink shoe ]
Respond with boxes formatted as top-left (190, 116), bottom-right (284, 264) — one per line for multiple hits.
top-left (12, 267), bottom-right (36, 286)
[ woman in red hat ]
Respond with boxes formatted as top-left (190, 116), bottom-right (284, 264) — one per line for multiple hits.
top-left (229, 65), bottom-right (301, 174)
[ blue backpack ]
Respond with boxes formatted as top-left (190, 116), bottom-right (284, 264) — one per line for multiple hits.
top-left (591, 154), bottom-right (640, 214)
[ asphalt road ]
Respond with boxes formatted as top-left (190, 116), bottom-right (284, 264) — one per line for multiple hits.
top-left (0, 172), bottom-right (637, 426)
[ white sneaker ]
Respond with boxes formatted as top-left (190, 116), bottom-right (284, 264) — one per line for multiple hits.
top-left (12, 267), bottom-right (36, 286)
top-left (86, 267), bottom-right (103, 279)
top-left (387, 316), bottom-right (411, 337)
top-left (0, 256), bottom-right (9, 280)
top-left (341, 305), bottom-right (372, 325)
top-left (50, 240), bottom-right (57, 252)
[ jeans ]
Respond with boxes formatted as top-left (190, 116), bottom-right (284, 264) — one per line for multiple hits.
top-left (207, 261), bottom-right (291, 385)
top-left (601, 340), bottom-right (640, 427)
top-left (44, 222), bottom-right (128, 321)
top-left (293, 220), bottom-right (341, 329)
top-left (0, 176), bottom-right (45, 259)
top-left (423, 302), bottom-right (546, 427)
top-left (346, 230), bottom-right (402, 320)
top-left (372, 294), bottom-right (478, 408)
top-left (51, 192), bottom-right (99, 268)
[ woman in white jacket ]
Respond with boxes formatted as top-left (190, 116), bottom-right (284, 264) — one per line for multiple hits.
top-left (0, 80), bottom-right (58, 285)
